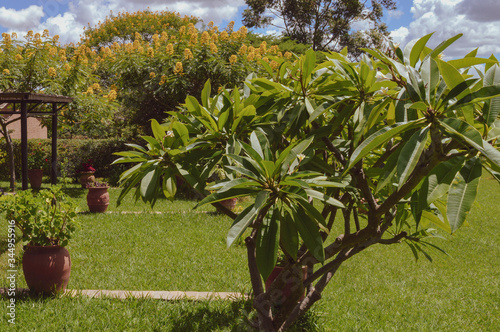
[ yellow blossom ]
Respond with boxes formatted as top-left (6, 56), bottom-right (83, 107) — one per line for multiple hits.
top-left (49, 47), bottom-right (57, 56)
top-left (179, 26), bottom-right (186, 36)
top-left (269, 45), bottom-right (279, 54)
top-left (173, 62), bottom-right (183, 75)
top-left (53, 35), bottom-right (59, 42)
top-left (229, 54), bottom-right (237, 65)
top-left (208, 21), bottom-right (214, 28)
top-left (247, 52), bottom-right (255, 61)
top-left (284, 51), bottom-right (292, 59)
top-left (210, 42), bottom-right (218, 53)
top-left (134, 32), bottom-right (142, 40)
top-left (189, 33), bottom-right (198, 46)
top-left (260, 41), bottom-right (267, 54)
top-left (64, 63), bottom-right (71, 71)
top-left (48, 67), bottom-right (57, 77)
top-left (227, 21), bottom-right (235, 32)
top-left (200, 31), bottom-right (210, 45)
top-left (15, 54), bottom-right (23, 61)
top-left (86, 87), bottom-right (94, 95)
top-left (11, 32), bottom-right (17, 39)
top-left (92, 83), bottom-right (101, 92)
top-left (27, 30), bottom-right (33, 38)
top-left (238, 44), bottom-right (248, 55)
top-left (107, 90), bottom-right (117, 101)
top-left (3, 69), bottom-right (10, 75)
top-left (184, 48), bottom-right (193, 60)
top-left (217, 86), bottom-right (224, 93)
top-left (59, 49), bottom-right (66, 57)
top-left (210, 33), bottom-right (218, 43)
top-left (166, 43), bottom-right (174, 55)
top-left (147, 47), bottom-right (154, 57)
top-left (159, 75), bottom-right (167, 85)
top-left (42, 29), bottom-right (49, 38)
top-left (263, 57), bottom-right (269, 63)
top-left (220, 31), bottom-right (228, 41)
top-left (270, 60), bottom-right (280, 70)
top-left (238, 26), bottom-right (248, 39)
top-left (160, 31), bottom-right (168, 41)
top-left (150, 72), bottom-right (156, 79)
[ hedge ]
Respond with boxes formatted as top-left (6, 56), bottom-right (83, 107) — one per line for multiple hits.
top-left (0, 138), bottom-right (129, 185)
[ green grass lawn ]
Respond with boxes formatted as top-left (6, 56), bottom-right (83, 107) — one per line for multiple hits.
top-left (1, 178), bottom-right (499, 331)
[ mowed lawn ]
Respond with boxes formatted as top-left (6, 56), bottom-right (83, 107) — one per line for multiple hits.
top-left (0, 176), bottom-right (499, 331)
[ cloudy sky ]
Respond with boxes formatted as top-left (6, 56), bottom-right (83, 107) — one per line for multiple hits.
top-left (0, 0), bottom-right (499, 58)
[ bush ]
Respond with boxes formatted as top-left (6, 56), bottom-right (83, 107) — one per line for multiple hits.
top-left (0, 138), bottom-right (128, 185)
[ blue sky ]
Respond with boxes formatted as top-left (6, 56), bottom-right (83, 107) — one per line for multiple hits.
top-left (1, 0), bottom-right (499, 58)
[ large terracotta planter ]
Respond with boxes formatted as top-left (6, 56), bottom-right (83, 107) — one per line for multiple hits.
top-left (28, 169), bottom-right (43, 189)
top-left (87, 186), bottom-right (110, 213)
top-left (79, 172), bottom-right (95, 188)
top-left (265, 266), bottom-right (308, 304)
top-left (22, 245), bottom-right (71, 295)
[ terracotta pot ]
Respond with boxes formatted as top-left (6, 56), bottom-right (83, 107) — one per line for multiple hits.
top-left (265, 266), bottom-right (308, 304)
top-left (79, 172), bottom-right (95, 188)
top-left (22, 245), bottom-right (71, 295)
top-left (87, 186), bottom-right (110, 213)
top-left (28, 169), bottom-right (43, 189)
top-left (220, 198), bottom-right (237, 211)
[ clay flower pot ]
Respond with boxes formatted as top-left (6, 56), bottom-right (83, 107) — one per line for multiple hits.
top-left (79, 172), bottom-right (95, 188)
top-left (28, 169), bottom-right (43, 189)
top-left (22, 245), bottom-right (71, 295)
top-left (86, 186), bottom-right (110, 213)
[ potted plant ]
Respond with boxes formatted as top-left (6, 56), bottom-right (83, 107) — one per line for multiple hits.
top-left (27, 142), bottom-right (48, 189)
top-left (1, 186), bottom-right (77, 295)
top-left (86, 181), bottom-right (110, 213)
top-left (78, 159), bottom-right (96, 188)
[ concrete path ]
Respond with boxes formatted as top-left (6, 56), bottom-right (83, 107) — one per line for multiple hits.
top-left (65, 289), bottom-right (248, 301)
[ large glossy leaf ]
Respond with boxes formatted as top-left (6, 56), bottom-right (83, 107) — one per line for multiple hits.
top-left (397, 126), bottom-right (430, 187)
top-left (447, 157), bottom-right (482, 233)
top-left (438, 118), bottom-right (483, 150)
top-left (256, 208), bottom-right (280, 280)
top-left (291, 205), bottom-right (325, 262)
top-left (227, 190), bottom-right (270, 247)
top-left (347, 120), bottom-right (425, 172)
top-left (421, 57), bottom-right (440, 104)
top-left (418, 156), bottom-right (466, 210)
top-left (483, 65), bottom-right (500, 126)
top-left (404, 33), bottom-right (434, 67)
top-left (280, 208), bottom-right (299, 260)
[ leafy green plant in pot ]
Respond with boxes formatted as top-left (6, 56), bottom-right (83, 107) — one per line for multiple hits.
top-left (27, 142), bottom-right (48, 189)
top-left (1, 186), bottom-right (77, 295)
top-left (115, 34), bottom-right (500, 331)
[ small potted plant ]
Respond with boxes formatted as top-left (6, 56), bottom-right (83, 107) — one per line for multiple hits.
top-left (0, 186), bottom-right (77, 295)
top-left (27, 142), bottom-right (48, 189)
top-left (86, 181), bottom-right (110, 213)
top-left (78, 159), bottom-right (96, 188)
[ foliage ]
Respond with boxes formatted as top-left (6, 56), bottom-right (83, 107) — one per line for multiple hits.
top-left (27, 142), bottom-right (49, 169)
top-left (82, 10), bottom-right (199, 47)
top-left (0, 186), bottom-right (77, 246)
top-left (243, 0), bottom-right (396, 54)
top-left (115, 33), bottom-right (500, 330)
top-left (85, 13), bottom-right (289, 136)
top-left (0, 138), bottom-right (127, 184)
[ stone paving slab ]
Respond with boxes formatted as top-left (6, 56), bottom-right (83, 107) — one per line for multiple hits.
top-left (65, 289), bottom-right (248, 301)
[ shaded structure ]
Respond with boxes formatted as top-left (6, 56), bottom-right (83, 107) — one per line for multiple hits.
top-left (0, 93), bottom-right (73, 190)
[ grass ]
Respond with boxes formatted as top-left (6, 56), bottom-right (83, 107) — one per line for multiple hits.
top-left (0, 177), bottom-right (499, 331)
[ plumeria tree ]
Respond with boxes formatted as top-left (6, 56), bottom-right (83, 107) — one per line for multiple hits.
top-left (116, 33), bottom-right (499, 330)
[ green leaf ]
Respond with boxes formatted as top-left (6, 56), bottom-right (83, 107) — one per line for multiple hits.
top-left (256, 209), bottom-right (280, 280)
top-left (291, 205), bottom-right (325, 262)
top-left (303, 189), bottom-right (345, 208)
top-left (448, 57), bottom-right (498, 70)
top-left (397, 126), bottom-right (430, 187)
top-left (347, 120), bottom-right (425, 172)
top-left (151, 119), bottom-right (166, 142)
top-left (201, 79), bottom-right (211, 108)
top-left (423, 34), bottom-right (463, 63)
top-left (195, 188), bottom-right (258, 209)
top-left (438, 118), bottom-right (483, 150)
top-left (227, 190), bottom-right (270, 247)
top-left (447, 157), bottom-right (482, 233)
top-left (404, 33), bottom-right (434, 67)
top-left (437, 58), bottom-right (465, 91)
top-left (483, 65), bottom-right (500, 126)
top-left (279, 210), bottom-right (299, 260)
top-left (140, 166), bottom-right (160, 200)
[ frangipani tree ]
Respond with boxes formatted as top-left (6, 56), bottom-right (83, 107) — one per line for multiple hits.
top-left (114, 33), bottom-right (500, 331)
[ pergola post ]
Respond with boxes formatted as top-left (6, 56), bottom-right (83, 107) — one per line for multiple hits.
top-left (21, 100), bottom-right (28, 190)
top-left (51, 103), bottom-right (58, 185)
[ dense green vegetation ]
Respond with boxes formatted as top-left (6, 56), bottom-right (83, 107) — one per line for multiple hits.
top-left (1, 177), bottom-right (498, 330)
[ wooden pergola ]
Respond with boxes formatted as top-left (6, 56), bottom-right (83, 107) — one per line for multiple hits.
top-left (0, 93), bottom-right (73, 190)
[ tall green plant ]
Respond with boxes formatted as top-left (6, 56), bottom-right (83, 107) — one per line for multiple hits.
top-left (115, 34), bottom-right (500, 331)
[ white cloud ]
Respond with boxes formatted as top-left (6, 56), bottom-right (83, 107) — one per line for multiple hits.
top-left (388, 9), bottom-right (404, 19)
top-left (390, 0), bottom-right (500, 58)
top-left (0, 6), bottom-right (45, 31)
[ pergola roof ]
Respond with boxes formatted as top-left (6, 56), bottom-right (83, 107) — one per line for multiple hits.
top-left (0, 92), bottom-right (73, 190)
top-left (0, 92), bottom-right (73, 104)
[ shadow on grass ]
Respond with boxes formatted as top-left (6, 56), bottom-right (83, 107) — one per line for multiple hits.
top-left (60, 187), bottom-right (86, 199)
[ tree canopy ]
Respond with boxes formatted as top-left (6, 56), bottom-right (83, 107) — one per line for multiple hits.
top-left (243, 0), bottom-right (396, 54)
